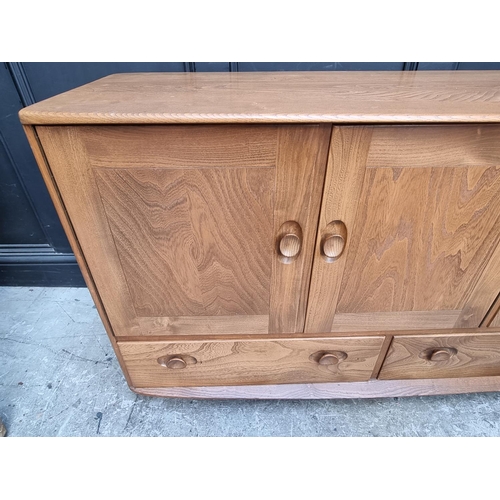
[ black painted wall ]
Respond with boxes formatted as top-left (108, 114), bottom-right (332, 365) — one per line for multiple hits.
top-left (1, 62), bottom-right (499, 286)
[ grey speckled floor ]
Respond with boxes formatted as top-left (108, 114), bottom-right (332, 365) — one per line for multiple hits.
top-left (1, 286), bottom-right (500, 437)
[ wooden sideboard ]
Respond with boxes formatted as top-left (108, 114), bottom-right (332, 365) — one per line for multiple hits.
top-left (20, 71), bottom-right (500, 398)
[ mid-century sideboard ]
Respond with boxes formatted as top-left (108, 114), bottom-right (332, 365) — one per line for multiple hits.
top-left (19, 71), bottom-right (500, 398)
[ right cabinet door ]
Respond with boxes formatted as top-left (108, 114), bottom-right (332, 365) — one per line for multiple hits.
top-left (306, 126), bottom-right (500, 333)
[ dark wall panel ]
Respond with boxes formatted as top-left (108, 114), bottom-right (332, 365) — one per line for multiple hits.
top-left (0, 133), bottom-right (45, 244)
top-left (237, 62), bottom-right (405, 71)
top-left (457, 62), bottom-right (500, 70)
top-left (2, 61), bottom-right (500, 286)
top-left (0, 261), bottom-right (85, 287)
top-left (417, 63), bottom-right (459, 70)
top-left (23, 62), bottom-right (186, 101)
top-left (194, 62), bottom-right (230, 72)
top-left (0, 64), bottom-right (47, 245)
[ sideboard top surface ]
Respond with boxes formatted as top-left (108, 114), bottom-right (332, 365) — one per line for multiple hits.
top-left (19, 71), bottom-right (500, 125)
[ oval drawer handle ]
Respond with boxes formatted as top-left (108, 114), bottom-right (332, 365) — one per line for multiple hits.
top-left (165, 357), bottom-right (187, 369)
top-left (420, 347), bottom-right (458, 362)
top-left (321, 221), bottom-right (347, 262)
top-left (277, 221), bottom-right (303, 262)
top-left (157, 355), bottom-right (197, 369)
top-left (310, 350), bottom-right (348, 366)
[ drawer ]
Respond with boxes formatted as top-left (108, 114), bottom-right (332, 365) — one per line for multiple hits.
top-left (379, 332), bottom-right (500, 380)
top-left (118, 337), bottom-right (384, 388)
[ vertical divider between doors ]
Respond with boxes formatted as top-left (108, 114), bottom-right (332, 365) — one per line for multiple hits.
top-left (269, 124), bottom-right (332, 334)
top-left (301, 125), bottom-right (335, 333)
top-left (370, 335), bottom-right (394, 379)
top-left (304, 127), bottom-right (373, 333)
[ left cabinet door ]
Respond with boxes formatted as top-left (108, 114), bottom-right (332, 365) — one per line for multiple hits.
top-left (36, 125), bottom-right (330, 337)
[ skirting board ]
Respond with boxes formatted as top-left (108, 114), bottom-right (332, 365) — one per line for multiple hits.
top-left (132, 376), bottom-right (500, 399)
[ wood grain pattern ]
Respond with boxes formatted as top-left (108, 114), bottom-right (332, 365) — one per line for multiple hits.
top-left (321, 221), bottom-right (347, 261)
top-left (118, 336), bottom-right (384, 388)
top-left (26, 72), bottom-right (500, 398)
top-left (489, 309), bottom-right (500, 328)
top-left (483, 294), bottom-right (500, 327)
top-left (137, 315), bottom-right (269, 336)
top-left (36, 126), bottom-right (141, 337)
top-left (456, 240), bottom-right (500, 328)
top-left (115, 326), bottom-right (499, 342)
top-left (22, 125), bottom-right (134, 387)
top-left (269, 125), bottom-right (331, 333)
top-left (78, 125), bottom-right (277, 169)
top-left (370, 335), bottom-right (394, 379)
top-left (305, 127), bottom-right (373, 332)
top-left (379, 332), bottom-right (500, 380)
top-left (95, 167), bottom-right (274, 318)
top-left (307, 125), bottom-right (500, 333)
top-left (330, 311), bottom-right (462, 332)
top-left (133, 376), bottom-right (500, 399)
top-left (36, 124), bottom-right (325, 337)
top-left (337, 165), bottom-right (500, 323)
top-left (18, 71), bottom-right (500, 125)
top-left (367, 125), bottom-right (500, 168)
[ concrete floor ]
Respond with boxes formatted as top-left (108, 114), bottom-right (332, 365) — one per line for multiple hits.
top-left (1, 286), bottom-right (500, 437)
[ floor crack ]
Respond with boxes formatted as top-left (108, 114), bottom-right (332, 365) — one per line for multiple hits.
top-left (123, 395), bottom-right (139, 432)
top-left (0, 338), bottom-right (110, 365)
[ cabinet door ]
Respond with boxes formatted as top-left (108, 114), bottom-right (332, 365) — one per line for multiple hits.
top-left (37, 125), bottom-right (330, 337)
top-left (306, 126), bottom-right (500, 333)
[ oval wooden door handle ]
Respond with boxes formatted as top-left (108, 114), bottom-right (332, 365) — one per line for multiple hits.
top-left (420, 347), bottom-right (458, 362)
top-left (279, 233), bottom-right (301, 258)
top-left (321, 221), bottom-right (347, 261)
top-left (277, 221), bottom-right (303, 262)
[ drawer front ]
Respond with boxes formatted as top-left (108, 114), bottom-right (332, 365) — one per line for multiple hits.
top-left (118, 337), bottom-right (384, 388)
top-left (379, 333), bottom-right (500, 380)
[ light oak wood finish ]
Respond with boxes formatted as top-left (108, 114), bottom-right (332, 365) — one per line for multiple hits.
top-left (330, 311), bottom-right (462, 332)
top-left (135, 376), bottom-right (500, 399)
top-left (36, 126), bottom-right (142, 337)
top-left (308, 125), bottom-right (500, 333)
top-left (338, 162), bottom-right (500, 326)
top-left (22, 72), bottom-right (500, 398)
top-left (306, 127), bottom-right (374, 332)
top-left (37, 124), bottom-right (327, 337)
top-left (366, 125), bottom-right (500, 169)
top-left (321, 220), bottom-right (348, 261)
top-left (379, 332), bottom-right (500, 380)
top-left (488, 309), bottom-right (500, 328)
top-left (137, 315), bottom-right (269, 336)
top-left (118, 336), bottom-right (384, 388)
top-left (482, 294), bottom-right (500, 327)
top-left (18, 71), bottom-right (500, 125)
top-left (369, 334), bottom-right (394, 379)
top-left (95, 166), bottom-right (274, 318)
top-left (269, 125), bottom-right (330, 332)
top-left (76, 125), bottom-right (278, 169)
top-left (22, 125), bottom-right (134, 387)
top-left (277, 221), bottom-right (302, 261)
top-left (115, 327), bottom-right (500, 343)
